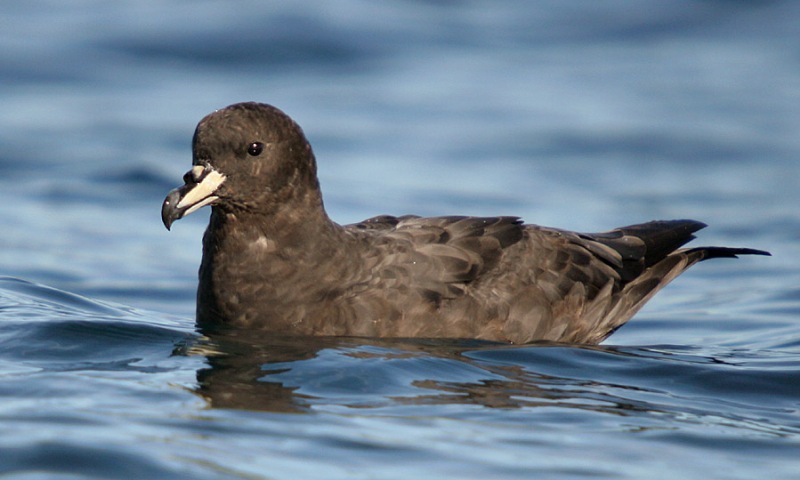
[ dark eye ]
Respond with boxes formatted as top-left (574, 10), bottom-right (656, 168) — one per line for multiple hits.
top-left (247, 142), bottom-right (264, 156)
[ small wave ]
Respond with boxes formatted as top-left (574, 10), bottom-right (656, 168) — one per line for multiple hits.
top-left (0, 276), bottom-right (195, 368)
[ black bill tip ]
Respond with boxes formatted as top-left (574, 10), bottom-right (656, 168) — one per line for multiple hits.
top-left (161, 187), bottom-right (185, 231)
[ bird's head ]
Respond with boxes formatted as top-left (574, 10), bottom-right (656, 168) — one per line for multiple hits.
top-left (161, 102), bottom-right (319, 230)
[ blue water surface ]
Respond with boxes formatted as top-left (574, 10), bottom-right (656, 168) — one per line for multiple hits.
top-left (1, 1), bottom-right (799, 479)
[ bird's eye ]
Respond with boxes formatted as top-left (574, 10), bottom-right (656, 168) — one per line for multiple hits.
top-left (247, 142), bottom-right (264, 156)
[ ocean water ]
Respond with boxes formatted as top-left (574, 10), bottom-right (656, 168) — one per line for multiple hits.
top-left (2, 1), bottom-right (799, 478)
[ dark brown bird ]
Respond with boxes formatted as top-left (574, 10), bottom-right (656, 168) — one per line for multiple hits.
top-left (161, 102), bottom-right (769, 344)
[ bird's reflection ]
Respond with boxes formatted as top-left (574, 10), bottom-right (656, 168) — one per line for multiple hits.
top-left (190, 331), bottom-right (338, 412)
top-left (190, 329), bottom-right (528, 412)
top-left (187, 328), bottom-right (726, 415)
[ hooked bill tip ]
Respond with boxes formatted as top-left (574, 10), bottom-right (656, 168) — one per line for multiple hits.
top-left (161, 189), bottom-right (184, 231)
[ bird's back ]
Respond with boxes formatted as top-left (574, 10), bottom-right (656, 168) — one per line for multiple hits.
top-left (337, 216), bottom-right (766, 343)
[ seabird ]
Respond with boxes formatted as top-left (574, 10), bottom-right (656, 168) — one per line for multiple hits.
top-left (162, 102), bottom-right (769, 344)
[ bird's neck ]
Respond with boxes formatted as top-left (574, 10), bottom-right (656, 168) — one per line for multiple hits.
top-left (197, 194), bottom-right (353, 329)
top-left (209, 188), bottom-right (342, 257)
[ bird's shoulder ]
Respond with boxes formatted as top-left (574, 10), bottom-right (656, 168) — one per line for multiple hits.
top-left (343, 215), bottom-right (525, 294)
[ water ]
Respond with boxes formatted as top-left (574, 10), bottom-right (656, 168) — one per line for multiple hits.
top-left (1, 1), bottom-right (799, 478)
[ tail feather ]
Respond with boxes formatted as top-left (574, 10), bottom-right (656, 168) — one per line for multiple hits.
top-left (584, 219), bottom-right (708, 282)
top-left (588, 224), bottom-right (769, 342)
top-left (688, 246), bottom-right (771, 260)
top-left (612, 219), bottom-right (707, 267)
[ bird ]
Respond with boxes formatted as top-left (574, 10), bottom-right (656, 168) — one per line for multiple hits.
top-left (161, 102), bottom-right (769, 344)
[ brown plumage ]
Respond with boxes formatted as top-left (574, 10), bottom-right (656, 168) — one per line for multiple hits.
top-left (161, 102), bottom-right (769, 344)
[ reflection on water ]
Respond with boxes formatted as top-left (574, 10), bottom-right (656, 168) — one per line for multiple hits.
top-left (191, 332), bottom-right (498, 412)
top-left (188, 328), bottom-right (800, 442)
